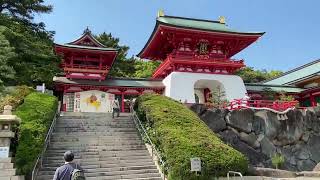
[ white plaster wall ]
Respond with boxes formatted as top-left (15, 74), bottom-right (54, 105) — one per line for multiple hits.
top-left (194, 89), bottom-right (205, 104)
top-left (162, 72), bottom-right (247, 103)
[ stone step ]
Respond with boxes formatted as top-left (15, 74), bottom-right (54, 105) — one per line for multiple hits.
top-left (56, 120), bottom-right (133, 123)
top-left (44, 156), bottom-right (153, 164)
top-left (0, 176), bottom-right (24, 180)
top-left (49, 141), bottom-right (144, 146)
top-left (41, 164), bottom-right (157, 172)
top-left (40, 165), bottom-right (158, 173)
top-left (0, 169), bottom-right (16, 176)
top-left (39, 168), bottom-right (159, 176)
top-left (36, 113), bottom-right (161, 179)
top-left (52, 132), bottom-right (139, 136)
top-left (37, 171), bottom-right (161, 179)
top-left (45, 149), bottom-right (150, 157)
top-left (47, 144), bottom-right (147, 150)
top-left (54, 129), bottom-right (137, 133)
top-left (51, 135), bottom-right (141, 140)
top-left (55, 124), bottom-right (136, 128)
top-left (0, 162), bottom-right (14, 169)
top-left (50, 137), bottom-right (142, 143)
top-left (58, 116), bottom-right (130, 119)
top-left (0, 158), bottom-right (12, 163)
top-left (42, 160), bottom-right (157, 169)
top-left (44, 155), bottom-right (153, 162)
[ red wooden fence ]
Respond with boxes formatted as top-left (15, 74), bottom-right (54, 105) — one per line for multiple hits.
top-left (225, 99), bottom-right (298, 111)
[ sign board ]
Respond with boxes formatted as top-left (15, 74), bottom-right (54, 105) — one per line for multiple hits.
top-left (0, 147), bottom-right (9, 158)
top-left (190, 157), bottom-right (201, 172)
top-left (36, 83), bottom-right (45, 93)
top-left (78, 90), bottom-right (115, 113)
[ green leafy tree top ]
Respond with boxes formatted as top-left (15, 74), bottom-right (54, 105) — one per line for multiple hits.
top-left (236, 67), bottom-right (282, 83)
top-left (0, 26), bottom-right (15, 87)
top-left (0, 0), bottom-right (52, 20)
top-left (95, 32), bottom-right (159, 78)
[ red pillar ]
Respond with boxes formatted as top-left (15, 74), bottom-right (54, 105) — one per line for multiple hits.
top-left (121, 93), bottom-right (125, 113)
top-left (71, 53), bottom-right (74, 68)
top-left (310, 94), bottom-right (316, 107)
top-left (99, 55), bottom-right (102, 69)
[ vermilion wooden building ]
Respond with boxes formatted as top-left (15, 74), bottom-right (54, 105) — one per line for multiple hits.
top-left (53, 12), bottom-right (319, 113)
top-left (54, 28), bottom-right (164, 112)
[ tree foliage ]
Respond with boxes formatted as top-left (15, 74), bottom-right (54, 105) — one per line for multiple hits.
top-left (95, 32), bottom-right (159, 78)
top-left (134, 60), bottom-right (161, 78)
top-left (15, 92), bottom-right (58, 176)
top-left (208, 85), bottom-right (228, 109)
top-left (236, 67), bottom-right (282, 83)
top-left (0, 1), bottom-right (60, 88)
top-left (0, 26), bottom-right (15, 86)
top-left (0, 0), bottom-right (52, 20)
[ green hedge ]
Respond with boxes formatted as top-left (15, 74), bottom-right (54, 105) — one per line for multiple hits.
top-left (135, 94), bottom-right (248, 179)
top-left (15, 92), bottom-right (58, 175)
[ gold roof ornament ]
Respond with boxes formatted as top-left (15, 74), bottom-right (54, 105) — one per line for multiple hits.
top-left (218, 16), bottom-right (226, 24)
top-left (157, 9), bottom-right (165, 17)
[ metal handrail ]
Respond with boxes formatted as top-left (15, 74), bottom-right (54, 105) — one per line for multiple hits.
top-left (31, 102), bottom-right (61, 180)
top-left (227, 171), bottom-right (243, 180)
top-left (130, 106), bottom-right (167, 180)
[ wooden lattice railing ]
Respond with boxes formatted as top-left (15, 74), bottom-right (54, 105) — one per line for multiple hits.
top-left (226, 99), bottom-right (299, 111)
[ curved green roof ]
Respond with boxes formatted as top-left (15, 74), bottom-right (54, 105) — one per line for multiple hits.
top-left (264, 59), bottom-right (320, 85)
top-left (157, 16), bottom-right (265, 35)
top-left (55, 44), bottom-right (117, 51)
top-left (245, 83), bottom-right (304, 93)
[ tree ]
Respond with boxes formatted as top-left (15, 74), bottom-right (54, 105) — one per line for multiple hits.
top-left (207, 85), bottom-right (228, 109)
top-left (95, 32), bottom-right (135, 77)
top-left (95, 32), bottom-right (160, 78)
top-left (0, 0), bottom-right (52, 20)
top-left (134, 60), bottom-right (160, 78)
top-left (266, 70), bottom-right (283, 80)
top-left (0, 26), bottom-right (15, 87)
top-left (0, 15), bottom-right (60, 88)
top-left (0, 0), bottom-right (59, 88)
top-left (236, 67), bottom-right (282, 83)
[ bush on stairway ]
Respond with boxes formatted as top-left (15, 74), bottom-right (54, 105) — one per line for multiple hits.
top-left (134, 94), bottom-right (248, 179)
top-left (14, 92), bottom-right (58, 176)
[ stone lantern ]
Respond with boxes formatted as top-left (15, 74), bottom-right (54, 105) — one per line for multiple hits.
top-left (0, 105), bottom-right (21, 157)
top-left (0, 105), bottom-right (24, 180)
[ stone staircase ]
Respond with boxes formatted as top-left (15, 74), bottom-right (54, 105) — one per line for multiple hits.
top-left (0, 158), bottom-right (24, 180)
top-left (36, 112), bottom-right (162, 180)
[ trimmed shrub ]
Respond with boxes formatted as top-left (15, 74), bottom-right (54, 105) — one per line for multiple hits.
top-left (15, 92), bottom-right (58, 175)
top-left (0, 85), bottom-right (34, 113)
top-left (135, 94), bottom-right (248, 179)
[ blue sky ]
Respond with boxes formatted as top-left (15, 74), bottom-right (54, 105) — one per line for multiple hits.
top-left (35, 0), bottom-right (320, 72)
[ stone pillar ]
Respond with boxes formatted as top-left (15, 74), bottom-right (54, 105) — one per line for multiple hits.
top-left (0, 105), bottom-right (24, 180)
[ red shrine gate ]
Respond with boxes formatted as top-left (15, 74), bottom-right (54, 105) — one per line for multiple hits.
top-left (138, 13), bottom-right (264, 103)
top-left (54, 12), bottom-right (302, 113)
top-left (53, 28), bottom-right (164, 113)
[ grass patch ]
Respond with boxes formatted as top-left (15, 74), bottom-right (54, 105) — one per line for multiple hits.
top-left (135, 94), bottom-right (248, 179)
top-left (14, 92), bottom-right (58, 176)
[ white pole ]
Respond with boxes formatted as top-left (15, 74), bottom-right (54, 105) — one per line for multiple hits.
top-left (42, 83), bottom-right (45, 93)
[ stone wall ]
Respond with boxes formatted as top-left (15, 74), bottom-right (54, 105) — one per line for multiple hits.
top-left (190, 105), bottom-right (320, 171)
